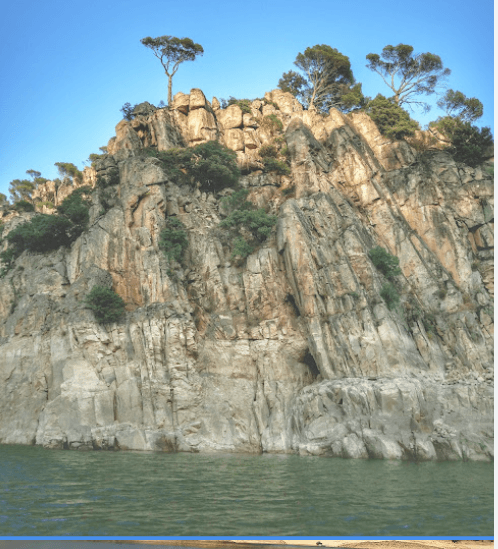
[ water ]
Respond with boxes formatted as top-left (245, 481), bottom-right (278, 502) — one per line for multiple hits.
top-left (0, 445), bottom-right (492, 535)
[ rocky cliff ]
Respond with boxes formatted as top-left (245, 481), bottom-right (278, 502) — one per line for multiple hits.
top-left (0, 89), bottom-right (493, 460)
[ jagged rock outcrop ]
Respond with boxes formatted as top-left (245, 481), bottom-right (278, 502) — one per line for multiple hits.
top-left (0, 89), bottom-right (493, 460)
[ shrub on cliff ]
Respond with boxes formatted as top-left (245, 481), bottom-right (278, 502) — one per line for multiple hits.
top-left (143, 147), bottom-right (191, 185)
top-left (0, 187), bottom-right (92, 271)
top-left (224, 97), bottom-right (252, 114)
top-left (84, 286), bottom-right (125, 324)
top-left (187, 141), bottom-right (240, 191)
top-left (4, 215), bottom-right (74, 258)
top-left (159, 216), bottom-right (188, 263)
top-left (380, 282), bottom-right (400, 310)
top-left (12, 200), bottom-right (35, 212)
top-left (219, 190), bottom-right (277, 259)
top-left (57, 186), bottom-right (92, 239)
top-left (369, 246), bottom-right (402, 280)
top-left (262, 157), bottom-right (290, 175)
top-left (364, 95), bottom-right (419, 140)
top-left (449, 123), bottom-right (493, 168)
top-left (260, 114), bottom-right (283, 134)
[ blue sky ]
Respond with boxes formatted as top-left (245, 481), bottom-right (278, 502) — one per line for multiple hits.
top-left (0, 0), bottom-right (494, 198)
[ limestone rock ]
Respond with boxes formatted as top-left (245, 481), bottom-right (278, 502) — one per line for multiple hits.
top-left (108, 120), bottom-right (142, 156)
top-left (224, 128), bottom-right (244, 151)
top-left (243, 113), bottom-right (258, 128)
top-left (264, 89), bottom-right (303, 114)
top-left (189, 88), bottom-right (207, 111)
top-left (243, 128), bottom-right (259, 149)
top-left (188, 108), bottom-right (217, 143)
top-left (171, 92), bottom-right (190, 114)
top-left (132, 102), bottom-right (157, 117)
top-left (0, 87), bottom-right (493, 461)
top-left (216, 105), bottom-right (243, 129)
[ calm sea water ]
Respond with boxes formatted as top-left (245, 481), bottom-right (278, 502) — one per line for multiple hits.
top-left (0, 445), bottom-right (492, 536)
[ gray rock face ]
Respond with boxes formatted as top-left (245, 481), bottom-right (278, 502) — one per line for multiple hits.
top-left (0, 89), bottom-right (493, 460)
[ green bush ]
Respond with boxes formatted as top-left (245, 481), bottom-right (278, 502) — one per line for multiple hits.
top-left (260, 114), bottom-right (283, 134)
top-left (220, 208), bottom-right (277, 243)
top-left (380, 282), bottom-right (400, 310)
top-left (37, 200), bottom-right (55, 209)
top-left (282, 185), bottom-right (295, 196)
top-left (12, 200), bottom-right (35, 212)
top-left (187, 141), bottom-right (240, 191)
top-left (231, 236), bottom-right (255, 259)
top-left (0, 187), bottom-right (92, 273)
top-left (143, 147), bottom-right (191, 184)
top-left (429, 115), bottom-right (461, 141)
top-left (450, 123), bottom-right (494, 168)
top-left (220, 189), bottom-right (252, 215)
top-left (262, 157), bottom-right (290, 175)
top-left (369, 246), bottom-right (402, 280)
top-left (227, 98), bottom-right (252, 114)
top-left (144, 142), bottom-right (240, 191)
top-left (259, 144), bottom-right (278, 158)
top-left (57, 186), bottom-right (92, 239)
top-left (365, 95), bottom-right (419, 140)
top-left (4, 215), bottom-right (73, 259)
top-left (159, 217), bottom-right (188, 263)
top-left (219, 189), bottom-right (277, 260)
top-left (96, 169), bottom-right (120, 188)
top-left (84, 285), bottom-right (125, 324)
top-left (0, 247), bottom-right (16, 277)
top-left (265, 100), bottom-right (280, 110)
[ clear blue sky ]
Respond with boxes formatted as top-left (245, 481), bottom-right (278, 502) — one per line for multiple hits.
top-left (0, 0), bottom-right (494, 198)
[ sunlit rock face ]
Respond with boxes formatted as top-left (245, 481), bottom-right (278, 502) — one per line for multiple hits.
top-left (0, 89), bottom-right (493, 461)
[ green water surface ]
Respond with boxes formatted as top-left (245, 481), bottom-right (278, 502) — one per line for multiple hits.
top-left (0, 445), bottom-right (492, 536)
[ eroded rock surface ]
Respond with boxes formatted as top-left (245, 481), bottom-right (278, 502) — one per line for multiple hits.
top-left (0, 89), bottom-right (493, 460)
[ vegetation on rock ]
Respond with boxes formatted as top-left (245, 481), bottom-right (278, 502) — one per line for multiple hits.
top-left (143, 147), bottom-right (191, 185)
top-left (448, 123), bottom-right (494, 168)
top-left (8, 170), bottom-right (47, 205)
top-left (258, 142), bottom-right (291, 175)
top-left (121, 102), bottom-right (138, 121)
top-left (380, 282), bottom-right (400, 310)
top-left (0, 187), bottom-right (92, 273)
top-left (54, 162), bottom-right (83, 185)
top-left (187, 141), bottom-right (240, 191)
top-left (159, 216), bottom-right (189, 264)
top-left (221, 97), bottom-right (252, 113)
top-left (144, 141), bottom-right (239, 191)
top-left (84, 285), bottom-right (125, 324)
top-left (219, 189), bottom-right (277, 259)
top-left (369, 246), bottom-right (402, 280)
top-left (259, 114), bottom-right (283, 134)
top-left (364, 95), bottom-right (419, 139)
top-left (12, 200), bottom-right (35, 212)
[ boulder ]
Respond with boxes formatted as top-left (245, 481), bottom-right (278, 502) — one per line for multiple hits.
top-left (243, 128), bottom-right (259, 149)
top-left (224, 128), bottom-right (244, 151)
top-left (188, 108), bottom-right (217, 142)
top-left (216, 105), bottom-right (243, 129)
top-left (171, 92), bottom-right (190, 114)
top-left (265, 89), bottom-right (303, 114)
top-left (189, 88), bottom-right (207, 111)
top-left (243, 113), bottom-right (258, 128)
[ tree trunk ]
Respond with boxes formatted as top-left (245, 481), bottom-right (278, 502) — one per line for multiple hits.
top-left (168, 76), bottom-right (173, 106)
